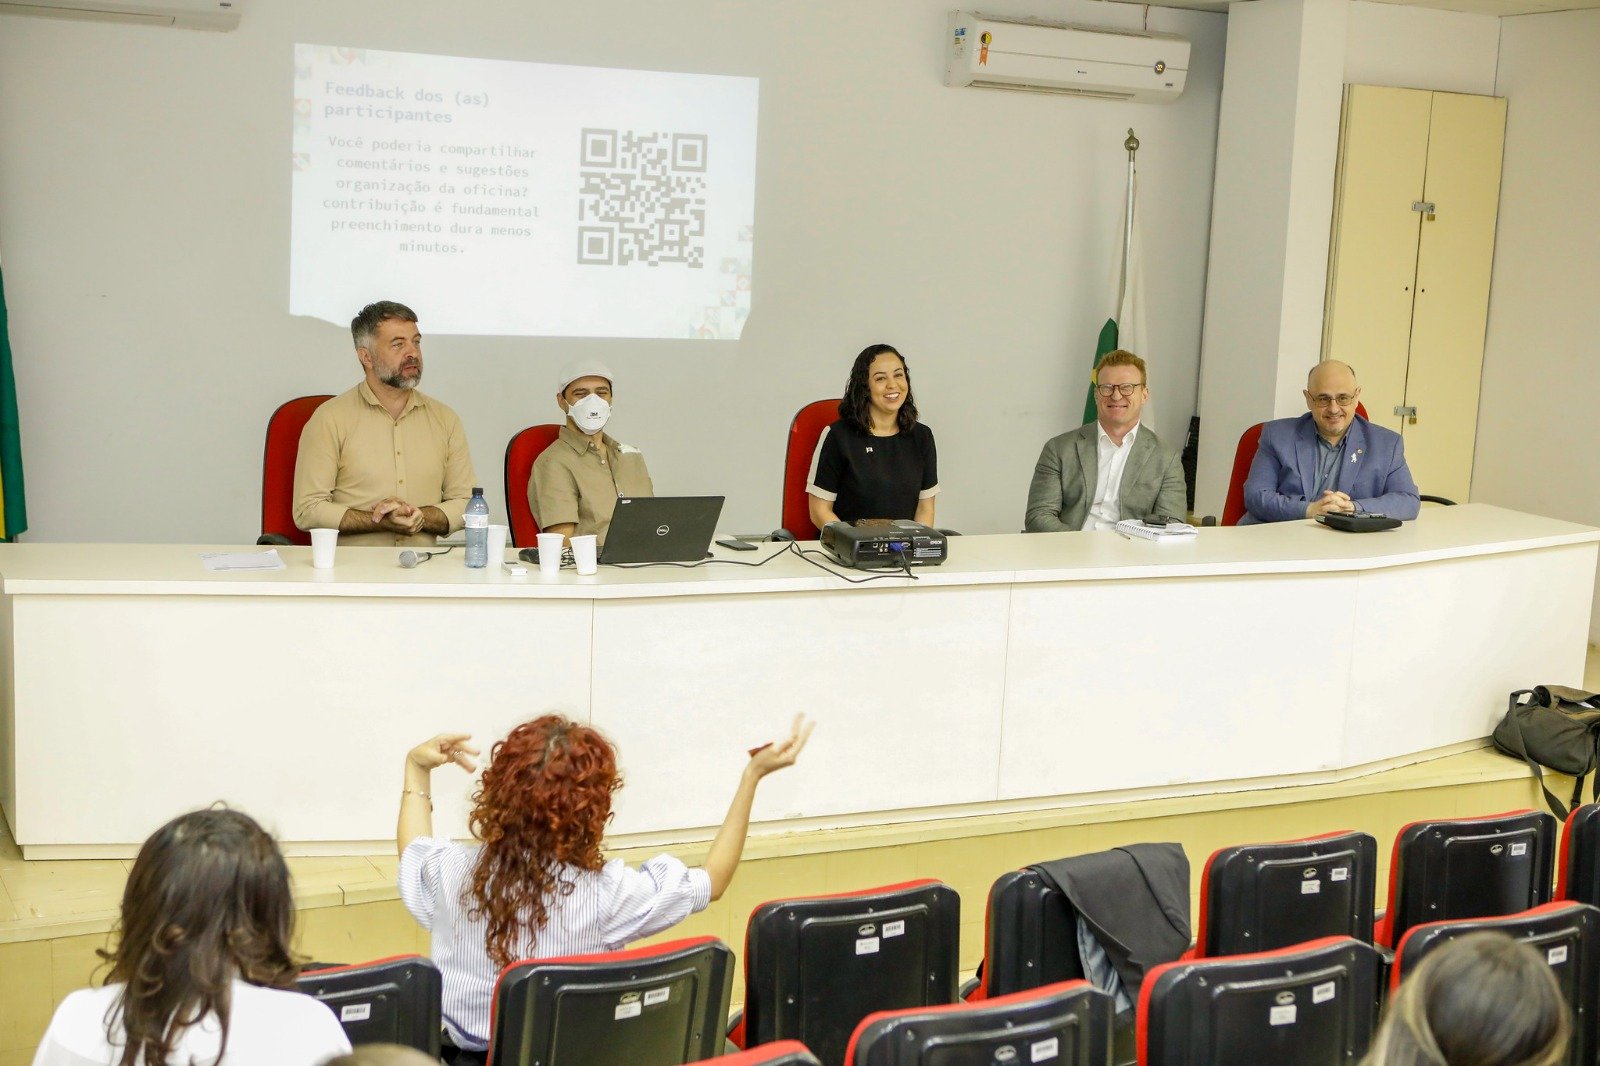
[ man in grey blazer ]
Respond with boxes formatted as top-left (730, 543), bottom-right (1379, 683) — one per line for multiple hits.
top-left (1025, 350), bottom-right (1188, 532)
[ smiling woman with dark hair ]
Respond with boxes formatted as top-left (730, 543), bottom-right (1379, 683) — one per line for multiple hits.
top-left (806, 343), bottom-right (940, 530)
top-left (32, 808), bottom-right (350, 1066)
top-left (396, 713), bottom-right (812, 1062)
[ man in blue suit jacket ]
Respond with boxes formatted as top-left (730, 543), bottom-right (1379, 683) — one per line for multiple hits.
top-left (1241, 361), bottom-right (1420, 524)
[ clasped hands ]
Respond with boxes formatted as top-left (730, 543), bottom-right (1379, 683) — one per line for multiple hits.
top-left (372, 496), bottom-right (425, 535)
top-left (1306, 490), bottom-right (1357, 519)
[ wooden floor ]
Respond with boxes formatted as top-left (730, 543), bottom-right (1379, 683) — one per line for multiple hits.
top-left (0, 648), bottom-right (1594, 1063)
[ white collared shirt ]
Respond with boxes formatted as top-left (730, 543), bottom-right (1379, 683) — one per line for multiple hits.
top-left (1082, 422), bottom-right (1141, 532)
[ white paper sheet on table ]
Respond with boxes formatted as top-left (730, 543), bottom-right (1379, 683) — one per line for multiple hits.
top-left (200, 550), bottom-right (286, 572)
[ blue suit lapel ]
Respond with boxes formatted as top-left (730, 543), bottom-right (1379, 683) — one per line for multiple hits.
top-left (1342, 418), bottom-right (1369, 494)
top-left (1295, 418), bottom-right (1319, 497)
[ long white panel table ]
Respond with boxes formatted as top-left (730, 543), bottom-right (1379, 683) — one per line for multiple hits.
top-left (0, 504), bottom-right (1594, 858)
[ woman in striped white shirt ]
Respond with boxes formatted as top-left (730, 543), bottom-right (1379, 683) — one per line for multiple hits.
top-left (396, 713), bottom-right (812, 1062)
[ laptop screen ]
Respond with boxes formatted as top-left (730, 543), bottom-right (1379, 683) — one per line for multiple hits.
top-left (600, 496), bottom-right (725, 564)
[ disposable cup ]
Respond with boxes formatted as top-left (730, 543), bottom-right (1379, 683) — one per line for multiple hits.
top-left (310, 528), bottom-right (338, 569)
top-left (536, 533), bottom-right (564, 577)
top-left (486, 524), bottom-right (509, 566)
top-left (571, 534), bottom-right (598, 576)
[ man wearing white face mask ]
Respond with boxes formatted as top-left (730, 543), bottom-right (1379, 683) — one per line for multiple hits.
top-left (528, 358), bottom-right (654, 546)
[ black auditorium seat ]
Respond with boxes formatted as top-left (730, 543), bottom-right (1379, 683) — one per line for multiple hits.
top-left (297, 954), bottom-right (442, 1054)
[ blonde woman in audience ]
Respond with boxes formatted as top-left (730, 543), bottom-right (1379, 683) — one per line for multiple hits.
top-left (33, 808), bottom-right (350, 1066)
top-left (397, 713), bottom-right (812, 1063)
top-left (1363, 931), bottom-right (1569, 1066)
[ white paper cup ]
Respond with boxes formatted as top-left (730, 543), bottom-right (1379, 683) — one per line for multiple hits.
top-left (486, 524), bottom-right (509, 566)
top-left (571, 534), bottom-right (598, 575)
top-left (309, 528), bottom-right (338, 569)
top-left (536, 532), bottom-right (564, 576)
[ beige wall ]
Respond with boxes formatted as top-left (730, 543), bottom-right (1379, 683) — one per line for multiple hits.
top-left (1474, 8), bottom-right (1600, 641)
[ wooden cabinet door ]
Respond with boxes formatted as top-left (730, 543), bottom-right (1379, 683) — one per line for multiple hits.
top-left (1323, 85), bottom-right (1430, 437)
top-left (1405, 91), bottom-right (1507, 503)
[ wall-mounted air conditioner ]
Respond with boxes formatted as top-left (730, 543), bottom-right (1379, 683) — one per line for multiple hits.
top-left (0, 0), bottom-right (241, 30)
top-left (946, 11), bottom-right (1189, 103)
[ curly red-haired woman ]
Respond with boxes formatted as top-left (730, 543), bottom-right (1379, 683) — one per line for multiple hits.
top-left (395, 713), bottom-right (811, 1062)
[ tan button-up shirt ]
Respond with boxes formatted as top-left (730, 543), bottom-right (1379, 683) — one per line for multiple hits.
top-left (528, 425), bottom-right (654, 546)
top-left (292, 383), bottom-right (475, 547)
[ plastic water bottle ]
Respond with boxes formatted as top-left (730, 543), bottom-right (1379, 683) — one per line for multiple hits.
top-left (464, 487), bottom-right (489, 568)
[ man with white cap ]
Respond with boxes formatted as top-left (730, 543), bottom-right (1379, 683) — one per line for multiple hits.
top-left (528, 358), bottom-right (654, 545)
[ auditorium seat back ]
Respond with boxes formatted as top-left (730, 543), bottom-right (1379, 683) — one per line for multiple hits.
top-left (702, 1041), bottom-right (822, 1065)
top-left (261, 394), bottom-right (332, 546)
top-left (847, 980), bottom-right (1113, 1066)
top-left (781, 399), bottom-right (840, 541)
top-left (1377, 809), bottom-right (1556, 948)
top-left (1137, 936), bottom-right (1379, 1065)
top-left (1392, 901), bottom-right (1600, 1066)
top-left (972, 869), bottom-right (1086, 1001)
top-left (1194, 830), bottom-right (1376, 958)
top-left (297, 954), bottom-right (441, 1055)
top-left (736, 879), bottom-right (960, 1066)
top-left (1558, 802), bottom-right (1600, 906)
top-left (487, 936), bottom-right (733, 1066)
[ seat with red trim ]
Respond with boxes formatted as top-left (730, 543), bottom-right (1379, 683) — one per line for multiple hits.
top-left (1137, 936), bottom-right (1379, 1065)
top-left (846, 980), bottom-right (1112, 1066)
top-left (1375, 809), bottom-right (1556, 948)
top-left (296, 953), bottom-right (441, 1055)
top-left (485, 935), bottom-right (734, 1066)
top-left (260, 394), bottom-right (333, 546)
top-left (1558, 802), bottom-right (1600, 905)
top-left (1191, 830), bottom-right (1376, 959)
top-left (966, 869), bottom-right (1085, 1003)
top-left (781, 399), bottom-right (842, 541)
top-left (732, 879), bottom-right (959, 1066)
top-left (1389, 901), bottom-right (1600, 1063)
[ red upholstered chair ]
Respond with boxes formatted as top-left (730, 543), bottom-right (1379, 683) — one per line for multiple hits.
top-left (1137, 936), bottom-right (1379, 1065)
top-left (1375, 809), bottom-right (1556, 949)
top-left (504, 424), bottom-right (562, 548)
top-left (1220, 402), bottom-right (1369, 526)
top-left (296, 954), bottom-right (442, 1054)
top-left (699, 1041), bottom-right (821, 1065)
top-left (1219, 422), bottom-right (1265, 526)
top-left (847, 980), bottom-right (1113, 1066)
top-left (781, 399), bottom-right (841, 541)
top-left (260, 394), bottom-right (332, 545)
top-left (487, 936), bottom-right (734, 1066)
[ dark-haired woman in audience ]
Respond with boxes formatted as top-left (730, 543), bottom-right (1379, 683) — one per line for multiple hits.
top-left (396, 713), bottom-right (812, 1063)
top-left (32, 808), bottom-right (351, 1066)
top-left (807, 343), bottom-right (939, 530)
top-left (1363, 931), bottom-right (1569, 1066)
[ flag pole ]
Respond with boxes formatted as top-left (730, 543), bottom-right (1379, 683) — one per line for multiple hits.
top-left (1119, 128), bottom-right (1139, 317)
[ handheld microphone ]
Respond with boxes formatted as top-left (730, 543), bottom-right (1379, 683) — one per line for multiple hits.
top-left (399, 549), bottom-right (434, 568)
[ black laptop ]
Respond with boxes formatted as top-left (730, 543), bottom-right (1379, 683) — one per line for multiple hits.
top-left (600, 496), bottom-right (725, 564)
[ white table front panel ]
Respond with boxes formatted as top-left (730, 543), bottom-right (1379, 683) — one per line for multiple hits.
top-left (997, 573), bottom-right (1354, 799)
top-left (10, 595), bottom-right (592, 844)
top-left (593, 586), bottom-right (1012, 835)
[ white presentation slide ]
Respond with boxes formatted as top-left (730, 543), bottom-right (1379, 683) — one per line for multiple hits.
top-left (290, 45), bottom-right (758, 339)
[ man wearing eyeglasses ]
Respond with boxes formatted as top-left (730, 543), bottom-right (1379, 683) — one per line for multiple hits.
top-left (1025, 349), bottom-right (1188, 532)
top-left (1240, 360), bottom-right (1419, 524)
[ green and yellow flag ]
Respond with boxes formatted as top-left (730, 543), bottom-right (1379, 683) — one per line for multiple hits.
top-left (0, 262), bottom-right (28, 541)
top-left (1082, 171), bottom-right (1147, 426)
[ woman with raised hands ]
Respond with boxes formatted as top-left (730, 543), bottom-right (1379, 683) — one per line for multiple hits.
top-left (396, 713), bottom-right (812, 1062)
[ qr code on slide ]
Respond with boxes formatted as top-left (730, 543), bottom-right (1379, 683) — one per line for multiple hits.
top-left (577, 129), bottom-right (707, 268)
